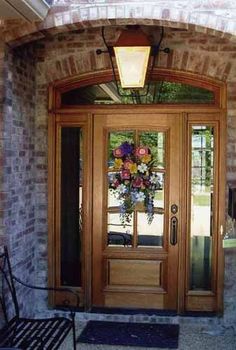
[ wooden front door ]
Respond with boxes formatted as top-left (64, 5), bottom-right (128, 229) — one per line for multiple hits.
top-left (92, 112), bottom-right (182, 310)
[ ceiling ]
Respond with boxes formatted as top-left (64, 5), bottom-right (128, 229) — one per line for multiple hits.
top-left (0, 0), bottom-right (50, 21)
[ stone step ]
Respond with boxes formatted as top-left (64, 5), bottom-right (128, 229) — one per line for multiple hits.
top-left (74, 308), bottom-right (222, 326)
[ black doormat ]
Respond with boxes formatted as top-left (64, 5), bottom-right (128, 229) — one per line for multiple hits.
top-left (77, 320), bottom-right (179, 348)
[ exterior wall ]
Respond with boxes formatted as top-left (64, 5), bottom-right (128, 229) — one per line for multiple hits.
top-left (224, 249), bottom-right (236, 329)
top-left (0, 43), bottom-right (37, 317)
top-left (0, 0), bottom-right (236, 326)
top-left (0, 36), bottom-right (7, 249)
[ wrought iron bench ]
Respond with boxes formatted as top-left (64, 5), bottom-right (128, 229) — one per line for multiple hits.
top-left (0, 246), bottom-right (79, 349)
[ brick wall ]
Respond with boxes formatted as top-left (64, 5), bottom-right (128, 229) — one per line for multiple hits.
top-left (1, 44), bottom-right (37, 317)
top-left (0, 36), bottom-right (7, 248)
top-left (1, 9), bottom-right (236, 324)
top-left (2, 1), bottom-right (236, 48)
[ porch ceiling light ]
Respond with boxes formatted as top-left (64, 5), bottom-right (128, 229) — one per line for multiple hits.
top-left (113, 28), bottom-right (151, 89)
top-left (96, 26), bottom-right (169, 96)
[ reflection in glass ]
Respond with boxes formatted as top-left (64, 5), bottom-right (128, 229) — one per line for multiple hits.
top-left (60, 127), bottom-right (82, 287)
top-left (108, 212), bottom-right (133, 247)
top-left (108, 131), bottom-right (134, 168)
top-left (137, 212), bottom-right (163, 247)
top-left (153, 173), bottom-right (165, 208)
top-left (139, 132), bottom-right (165, 168)
top-left (108, 186), bottom-right (121, 207)
top-left (190, 126), bottom-right (214, 291)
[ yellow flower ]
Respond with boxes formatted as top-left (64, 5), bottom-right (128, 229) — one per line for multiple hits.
top-left (129, 163), bottom-right (138, 174)
top-left (141, 154), bottom-right (151, 163)
top-left (114, 158), bottom-right (123, 169)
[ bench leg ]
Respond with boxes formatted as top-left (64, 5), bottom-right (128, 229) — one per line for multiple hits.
top-left (72, 313), bottom-right (76, 350)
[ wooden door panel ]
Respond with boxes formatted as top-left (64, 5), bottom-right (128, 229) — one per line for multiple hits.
top-left (93, 112), bottom-right (181, 310)
top-left (107, 259), bottom-right (163, 287)
top-left (105, 292), bottom-right (165, 308)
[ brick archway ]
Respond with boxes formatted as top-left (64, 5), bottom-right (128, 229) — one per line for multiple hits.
top-left (2, 1), bottom-right (236, 47)
top-left (36, 26), bottom-right (233, 85)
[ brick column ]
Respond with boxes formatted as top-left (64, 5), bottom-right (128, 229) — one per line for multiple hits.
top-left (0, 42), bottom-right (38, 317)
top-left (0, 33), bottom-right (8, 247)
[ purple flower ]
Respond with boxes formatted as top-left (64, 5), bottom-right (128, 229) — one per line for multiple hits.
top-left (120, 142), bottom-right (134, 155)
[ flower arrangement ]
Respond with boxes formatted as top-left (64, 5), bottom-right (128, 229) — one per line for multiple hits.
top-left (108, 141), bottom-right (161, 226)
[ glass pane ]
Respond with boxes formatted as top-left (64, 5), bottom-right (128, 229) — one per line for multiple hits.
top-left (60, 127), bottom-right (82, 287)
top-left (139, 132), bottom-right (165, 168)
top-left (108, 212), bottom-right (133, 247)
top-left (108, 176), bottom-right (121, 207)
top-left (153, 173), bottom-right (165, 208)
top-left (189, 126), bottom-right (214, 291)
top-left (108, 131), bottom-right (134, 168)
top-left (61, 81), bottom-right (215, 105)
top-left (137, 212), bottom-right (163, 247)
top-left (155, 82), bottom-right (214, 104)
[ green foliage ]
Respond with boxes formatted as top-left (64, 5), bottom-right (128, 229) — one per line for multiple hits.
top-left (115, 81), bottom-right (214, 104)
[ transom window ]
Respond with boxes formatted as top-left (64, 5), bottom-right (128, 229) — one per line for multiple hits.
top-left (61, 80), bottom-right (215, 105)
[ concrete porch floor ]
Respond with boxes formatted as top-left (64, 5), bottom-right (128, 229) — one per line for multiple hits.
top-left (61, 321), bottom-right (236, 350)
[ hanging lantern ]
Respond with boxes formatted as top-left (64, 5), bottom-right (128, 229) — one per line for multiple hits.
top-left (113, 28), bottom-right (151, 89)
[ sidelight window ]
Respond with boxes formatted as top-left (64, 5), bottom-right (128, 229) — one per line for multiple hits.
top-left (60, 127), bottom-right (83, 287)
top-left (189, 126), bottom-right (214, 291)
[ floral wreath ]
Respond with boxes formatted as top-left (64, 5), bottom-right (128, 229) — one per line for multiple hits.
top-left (108, 141), bottom-right (161, 226)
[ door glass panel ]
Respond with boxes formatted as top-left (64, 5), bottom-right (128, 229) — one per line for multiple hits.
top-left (139, 131), bottom-right (165, 168)
top-left (189, 126), bottom-right (214, 291)
top-left (137, 212), bottom-right (164, 247)
top-left (153, 173), bottom-right (165, 208)
top-left (60, 127), bottom-right (82, 287)
top-left (107, 129), bottom-right (166, 249)
top-left (108, 212), bottom-right (133, 247)
top-left (107, 176), bottom-right (121, 207)
top-left (108, 131), bottom-right (134, 169)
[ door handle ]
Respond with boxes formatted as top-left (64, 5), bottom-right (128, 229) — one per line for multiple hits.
top-left (170, 216), bottom-right (178, 245)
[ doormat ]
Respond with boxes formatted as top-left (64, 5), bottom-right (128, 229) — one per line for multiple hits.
top-left (77, 320), bottom-right (179, 348)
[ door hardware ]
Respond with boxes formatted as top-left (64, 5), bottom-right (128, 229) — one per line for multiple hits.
top-left (170, 216), bottom-right (178, 245)
top-left (171, 204), bottom-right (178, 214)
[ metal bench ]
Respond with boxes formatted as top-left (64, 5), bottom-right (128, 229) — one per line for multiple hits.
top-left (0, 246), bottom-right (79, 349)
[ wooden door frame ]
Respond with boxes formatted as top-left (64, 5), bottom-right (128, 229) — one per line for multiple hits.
top-left (92, 112), bottom-right (182, 310)
top-left (48, 69), bottom-right (227, 314)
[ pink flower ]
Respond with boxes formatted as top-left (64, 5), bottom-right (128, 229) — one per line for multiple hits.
top-left (124, 159), bottom-right (133, 169)
top-left (121, 169), bottom-right (130, 180)
top-left (113, 147), bottom-right (124, 158)
top-left (144, 179), bottom-right (150, 187)
top-left (113, 179), bottom-right (120, 188)
top-left (132, 177), bottom-right (143, 188)
top-left (135, 146), bottom-right (149, 157)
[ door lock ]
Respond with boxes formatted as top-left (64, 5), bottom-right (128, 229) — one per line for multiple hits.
top-left (171, 204), bottom-right (178, 214)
